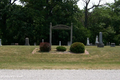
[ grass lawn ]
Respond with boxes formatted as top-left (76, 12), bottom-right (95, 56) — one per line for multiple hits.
top-left (0, 45), bottom-right (120, 69)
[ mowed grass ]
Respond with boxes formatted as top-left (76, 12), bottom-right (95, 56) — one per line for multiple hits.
top-left (0, 45), bottom-right (120, 69)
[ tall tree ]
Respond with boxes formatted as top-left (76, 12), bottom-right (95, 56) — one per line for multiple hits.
top-left (82, 0), bottom-right (102, 28)
top-left (19, 0), bottom-right (79, 44)
top-left (0, 0), bottom-right (17, 44)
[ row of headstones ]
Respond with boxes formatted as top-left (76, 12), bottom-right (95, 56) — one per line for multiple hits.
top-left (0, 34), bottom-right (116, 47)
top-left (87, 32), bottom-right (115, 47)
top-left (0, 38), bottom-right (31, 46)
top-left (0, 38), bottom-right (71, 46)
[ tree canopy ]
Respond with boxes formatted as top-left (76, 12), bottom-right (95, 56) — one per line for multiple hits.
top-left (0, 0), bottom-right (120, 45)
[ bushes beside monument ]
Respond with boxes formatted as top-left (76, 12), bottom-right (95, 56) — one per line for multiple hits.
top-left (70, 42), bottom-right (85, 53)
top-left (56, 46), bottom-right (66, 51)
top-left (40, 42), bottom-right (51, 52)
top-left (39, 42), bottom-right (85, 53)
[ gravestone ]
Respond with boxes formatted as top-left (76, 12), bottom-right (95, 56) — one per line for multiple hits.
top-left (25, 37), bottom-right (30, 45)
top-left (0, 39), bottom-right (2, 46)
top-left (95, 35), bottom-right (99, 45)
top-left (59, 41), bottom-right (61, 46)
top-left (34, 42), bottom-right (36, 46)
top-left (68, 41), bottom-right (70, 46)
top-left (11, 43), bottom-right (14, 45)
top-left (87, 38), bottom-right (90, 46)
top-left (111, 43), bottom-right (115, 47)
top-left (97, 32), bottom-right (104, 47)
top-left (42, 39), bottom-right (44, 42)
top-left (15, 43), bottom-right (18, 45)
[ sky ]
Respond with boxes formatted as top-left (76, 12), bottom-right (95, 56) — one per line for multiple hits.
top-left (15, 0), bottom-right (115, 9)
top-left (77, 0), bottom-right (115, 9)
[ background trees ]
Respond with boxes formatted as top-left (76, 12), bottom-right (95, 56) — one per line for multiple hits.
top-left (0, 0), bottom-right (120, 45)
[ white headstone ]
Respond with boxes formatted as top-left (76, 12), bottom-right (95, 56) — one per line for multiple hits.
top-left (68, 41), bottom-right (70, 46)
top-left (95, 35), bottom-right (99, 45)
top-left (59, 41), bottom-right (61, 46)
top-left (95, 35), bottom-right (99, 43)
top-left (87, 38), bottom-right (90, 45)
top-left (0, 39), bottom-right (2, 46)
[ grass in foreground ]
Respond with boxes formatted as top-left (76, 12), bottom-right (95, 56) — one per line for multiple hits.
top-left (0, 45), bottom-right (120, 69)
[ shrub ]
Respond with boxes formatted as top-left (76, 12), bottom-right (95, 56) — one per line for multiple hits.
top-left (70, 42), bottom-right (85, 53)
top-left (40, 42), bottom-right (51, 52)
top-left (56, 46), bottom-right (66, 51)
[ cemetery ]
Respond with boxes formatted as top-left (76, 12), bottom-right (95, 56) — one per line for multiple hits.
top-left (0, 30), bottom-right (120, 69)
top-left (0, 0), bottom-right (120, 70)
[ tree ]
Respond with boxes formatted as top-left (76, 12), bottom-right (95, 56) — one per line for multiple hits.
top-left (0, 0), bottom-right (17, 44)
top-left (82, 0), bottom-right (102, 28)
top-left (19, 0), bottom-right (79, 45)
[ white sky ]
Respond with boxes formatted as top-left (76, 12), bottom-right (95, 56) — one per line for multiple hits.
top-left (77, 0), bottom-right (115, 9)
top-left (15, 0), bottom-right (115, 9)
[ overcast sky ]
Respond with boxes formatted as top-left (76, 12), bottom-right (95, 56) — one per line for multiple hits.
top-left (77, 0), bottom-right (115, 9)
top-left (15, 0), bottom-right (115, 9)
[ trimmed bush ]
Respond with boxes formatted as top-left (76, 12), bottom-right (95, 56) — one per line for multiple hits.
top-left (40, 42), bottom-right (51, 52)
top-left (70, 42), bottom-right (85, 53)
top-left (56, 46), bottom-right (66, 51)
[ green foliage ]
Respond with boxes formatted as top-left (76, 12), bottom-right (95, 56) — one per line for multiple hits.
top-left (56, 46), bottom-right (66, 51)
top-left (40, 42), bottom-right (51, 52)
top-left (73, 26), bottom-right (91, 44)
top-left (70, 42), bottom-right (85, 53)
top-left (1, 0), bottom-right (120, 45)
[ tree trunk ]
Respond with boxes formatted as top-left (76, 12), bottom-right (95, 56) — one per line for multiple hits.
top-left (85, 3), bottom-right (88, 28)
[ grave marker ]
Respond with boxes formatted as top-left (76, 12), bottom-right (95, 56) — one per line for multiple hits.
top-left (59, 41), bottom-right (61, 46)
top-left (111, 43), bottom-right (115, 47)
top-left (0, 39), bottom-right (2, 46)
top-left (25, 37), bottom-right (30, 45)
top-left (87, 38), bottom-right (90, 46)
top-left (42, 39), bottom-right (44, 42)
top-left (95, 35), bottom-right (99, 45)
top-left (97, 32), bottom-right (104, 47)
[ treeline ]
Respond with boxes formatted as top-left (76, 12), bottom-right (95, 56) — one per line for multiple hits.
top-left (0, 0), bottom-right (120, 45)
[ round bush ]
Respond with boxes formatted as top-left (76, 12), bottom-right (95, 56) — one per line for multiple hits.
top-left (40, 42), bottom-right (51, 52)
top-left (70, 42), bottom-right (85, 53)
top-left (56, 46), bottom-right (66, 51)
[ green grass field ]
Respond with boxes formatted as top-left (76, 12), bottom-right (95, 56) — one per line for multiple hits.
top-left (0, 45), bottom-right (120, 69)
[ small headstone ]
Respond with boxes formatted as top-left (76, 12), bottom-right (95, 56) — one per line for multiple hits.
top-left (111, 43), bottom-right (115, 47)
top-left (68, 41), bottom-right (70, 46)
top-left (11, 43), bottom-right (14, 45)
top-left (59, 41), bottom-right (61, 46)
top-left (15, 43), bottom-right (18, 45)
top-left (0, 39), bottom-right (2, 46)
top-left (42, 39), bottom-right (44, 42)
top-left (87, 38), bottom-right (90, 46)
top-left (34, 42), bottom-right (36, 46)
top-left (25, 37), bottom-right (30, 45)
top-left (95, 35), bottom-right (99, 45)
top-left (97, 32), bottom-right (104, 47)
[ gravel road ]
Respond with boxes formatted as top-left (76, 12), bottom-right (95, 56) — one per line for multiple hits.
top-left (0, 70), bottom-right (120, 80)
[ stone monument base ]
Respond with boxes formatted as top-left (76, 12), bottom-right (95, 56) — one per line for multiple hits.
top-left (97, 43), bottom-right (104, 47)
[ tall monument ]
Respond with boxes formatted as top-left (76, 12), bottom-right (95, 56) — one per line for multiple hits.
top-left (97, 32), bottom-right (104, 47)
